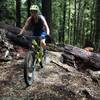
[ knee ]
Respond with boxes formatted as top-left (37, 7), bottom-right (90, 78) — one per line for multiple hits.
top-left (41, 39), bottom-right (46, 48)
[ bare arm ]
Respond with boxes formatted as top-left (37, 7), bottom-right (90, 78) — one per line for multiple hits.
top-left (19, 17), bottom-right (31, 35)
top-left (40, 15), bottom-right (50, 35)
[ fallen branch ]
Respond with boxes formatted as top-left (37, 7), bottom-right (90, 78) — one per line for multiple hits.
top-left (51, 60), bottom-right (77, 72)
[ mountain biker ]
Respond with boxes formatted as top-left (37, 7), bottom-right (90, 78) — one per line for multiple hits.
top-left (18, 4), bottom-right (50, 48)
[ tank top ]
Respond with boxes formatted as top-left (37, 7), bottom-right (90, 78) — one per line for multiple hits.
top-left (30, 15), bottom-right (44, 36)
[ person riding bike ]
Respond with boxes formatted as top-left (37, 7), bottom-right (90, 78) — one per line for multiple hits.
top-left (18, 4), bottom-right (50, 48)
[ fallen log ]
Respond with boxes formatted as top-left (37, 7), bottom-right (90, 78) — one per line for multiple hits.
top-left (0, 23), bottom-right (53, 49)
top-left (0, 23), bottom-right (33, 49)
top-left (6, 32), bottom-right (32, 49)
top-left (0, 22), bottom-right (32, 35)
top-left (62, 45), bottom-right (100, 70)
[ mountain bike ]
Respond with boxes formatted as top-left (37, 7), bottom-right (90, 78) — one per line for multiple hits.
top-left (7, 32), bottom-right (51, 86)
top-left (23, 35), bottom-right (48, 86)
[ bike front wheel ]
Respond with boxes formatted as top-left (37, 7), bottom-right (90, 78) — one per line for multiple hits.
top-left (24, 51), bottom-right (36, 86)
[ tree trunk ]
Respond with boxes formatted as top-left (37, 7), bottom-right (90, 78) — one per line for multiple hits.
top-left (42, 0), bottom-right (52, 34)
top-left (68, 0), bottom-right (71, 44)
top-left (16, 0), bottom-right (21, 27)
top-left (27, 0), bottom-right (31, 17)
top-left (62, 45), bottom-right (100, 69)
top-left (73, 0), bottom-right (77, 45)
top-left (76, 0), bottom-right (82, 45)
top-left (58, 17), bottom-right (62, 43)
top-left (61, 0), bottom-right (67, 45)
top-left (95, 0), bottom-right (100, 51)
top-left (81, 2), bottom-right (86, 47)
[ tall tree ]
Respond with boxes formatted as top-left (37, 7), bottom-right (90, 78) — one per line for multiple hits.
top-left (42, 0), bottom-right (52, 34)
top-left (0, 0), bottom-right (6, 20)
top-left (16, 0), bottom-right (21, 27)
top-left (95, 0), bottom-right (100, 51)
top-left (73, 0), bottom-right (77, 44)
top-left (58, 17), bottom-right (62, 43)
top-left (68, 0), bottom-right (71, 44)
top-left (62, 0), bottom-right (67, 44)
top-left (27, 0), bottom-right (31, 17)
top-left (76, 0), bottom-right (82, 44)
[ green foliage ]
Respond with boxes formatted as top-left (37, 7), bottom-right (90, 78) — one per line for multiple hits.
top-left (0, 0), bottom-right (98, 50)
top-left (52, 0), bottom-right (96, 48)
top-left (0, 0), bottom-right (16, 24)
top-left (52, 0), bottom-right (63, 41)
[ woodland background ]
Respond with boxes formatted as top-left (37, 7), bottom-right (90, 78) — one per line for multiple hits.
top-left (0, 0), bottom-right (100, 51)
top-left (0, 1), bottom-right (100, 99)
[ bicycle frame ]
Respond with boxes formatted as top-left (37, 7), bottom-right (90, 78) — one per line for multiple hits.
top-left (32, 38), bottom-right (44, 63)
top-left (21, 35), bottom-right (45, 63)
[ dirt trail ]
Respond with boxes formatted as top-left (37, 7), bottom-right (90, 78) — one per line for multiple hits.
top-left (0, 51), bottom-right (100, 100)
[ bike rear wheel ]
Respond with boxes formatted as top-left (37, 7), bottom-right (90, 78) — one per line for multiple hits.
top-left (24, 51), bottom-right (36, 86)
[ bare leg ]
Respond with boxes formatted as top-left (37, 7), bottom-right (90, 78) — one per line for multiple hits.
top-left (40, 39), bottom-right (46, 49)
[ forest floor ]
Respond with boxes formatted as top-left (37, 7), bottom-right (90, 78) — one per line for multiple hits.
top-left (0, 28), bottom-right (100, 100)
top-left (0, 49), bottom-right (100, 100)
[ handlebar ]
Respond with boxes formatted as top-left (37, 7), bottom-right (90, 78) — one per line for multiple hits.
top-left (17, 34), bottom-right (52, 43)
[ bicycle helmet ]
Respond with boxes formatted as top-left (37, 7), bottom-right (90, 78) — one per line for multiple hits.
top-left (30, 5), bottom-right (39, 11)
